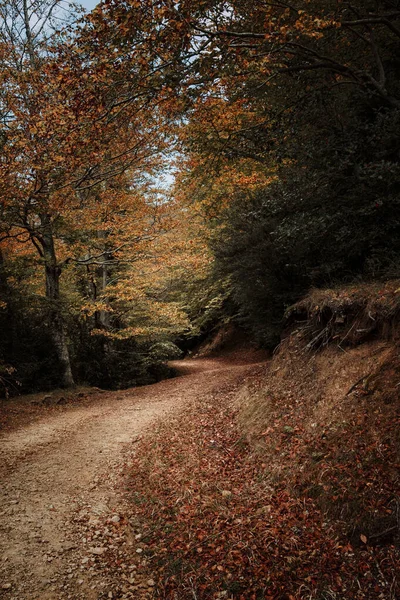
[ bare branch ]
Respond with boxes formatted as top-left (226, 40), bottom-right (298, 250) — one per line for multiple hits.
top-left (342, 17), bottom-right (400, 39)
top-left (368, 29), bottom-right (386, 88)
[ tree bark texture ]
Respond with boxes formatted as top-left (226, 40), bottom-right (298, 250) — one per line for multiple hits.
top-left (41, 215), bottom-right (75, 388)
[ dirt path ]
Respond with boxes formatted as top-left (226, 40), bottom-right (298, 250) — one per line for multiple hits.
top-left (0, 355), bottom-right (264, 599)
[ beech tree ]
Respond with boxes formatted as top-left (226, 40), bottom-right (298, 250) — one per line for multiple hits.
top-left (0, 0), bottom-right (170, 386)
top-left (0, 0), bottom-right (80, 385)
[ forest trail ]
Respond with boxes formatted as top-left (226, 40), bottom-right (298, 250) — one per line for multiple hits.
top-left (0, 353), bottom-right (264, 599)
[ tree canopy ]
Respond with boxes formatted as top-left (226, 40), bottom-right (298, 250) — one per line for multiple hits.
top-left (1, 0), bottom-right (400, 393)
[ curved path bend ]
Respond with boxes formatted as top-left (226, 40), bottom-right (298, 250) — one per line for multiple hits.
top-left (0, 355), bottom-right (265, 600)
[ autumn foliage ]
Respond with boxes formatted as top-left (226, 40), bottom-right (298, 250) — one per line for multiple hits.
top-left (2, 0), bottom-right (400, 388)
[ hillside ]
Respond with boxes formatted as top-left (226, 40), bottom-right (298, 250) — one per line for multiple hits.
top-left (117, 284), bottom-right (400, 599)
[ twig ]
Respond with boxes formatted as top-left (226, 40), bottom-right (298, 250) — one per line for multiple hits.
top-left (305, 326), bottom-right (330, 351)
top-left (368, 525), bottom-right (398, 540)
top-left (337, 321), bottom-right (357, 350)
top-left (345, 373), bottom-right (372, 396)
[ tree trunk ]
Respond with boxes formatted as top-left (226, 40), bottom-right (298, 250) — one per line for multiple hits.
top-left (41, 215), bottom-right (75, 388)
top-left (0, 250), bottom-right (16, 359)
top-left (98, 257), bottom-right (112, 329)
top-left (49, 310), bottom-right (75, 388)
top-left (97, 230), bottom-right (112, 329)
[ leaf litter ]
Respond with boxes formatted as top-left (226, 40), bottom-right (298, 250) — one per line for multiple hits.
top-left (122, 363), bottom-right (399, 600)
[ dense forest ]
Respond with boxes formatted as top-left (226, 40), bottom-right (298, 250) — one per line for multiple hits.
top-left (1, 0), bottom-right (400, 395)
